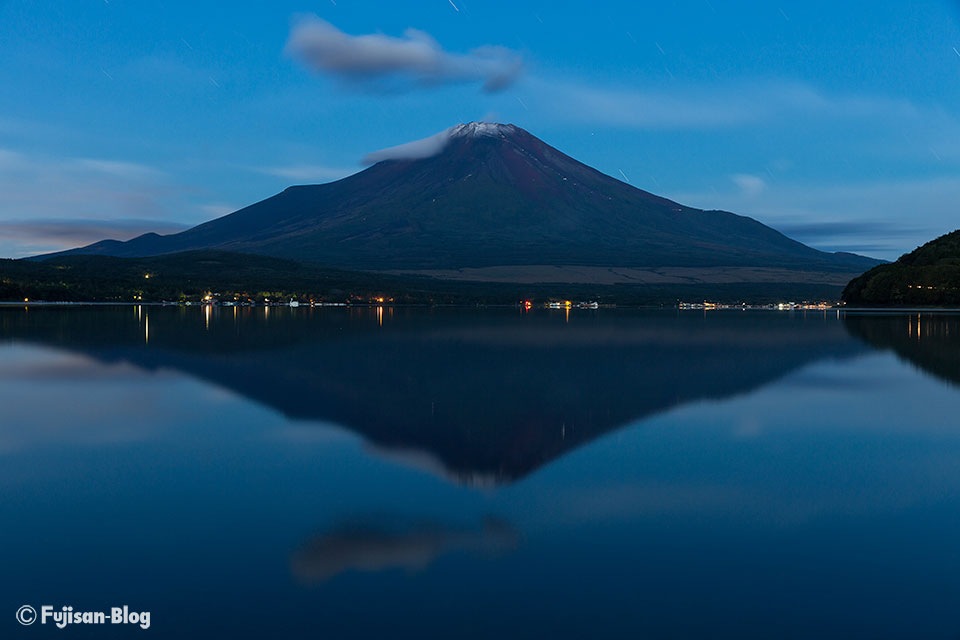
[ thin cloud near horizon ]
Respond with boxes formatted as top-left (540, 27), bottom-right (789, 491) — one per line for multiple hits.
top-left (668, 175), bottom-right (960, 261)
top-left (0, 218), bottom-right (191, 257)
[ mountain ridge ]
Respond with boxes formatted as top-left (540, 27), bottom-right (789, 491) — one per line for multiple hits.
top-left (41, 122), bottom-right (881, 278)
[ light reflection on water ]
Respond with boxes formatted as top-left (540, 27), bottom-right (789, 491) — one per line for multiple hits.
top-left (1, 307), bottom-right (959, 638)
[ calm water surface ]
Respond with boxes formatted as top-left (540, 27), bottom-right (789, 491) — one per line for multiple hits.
top-left (1, 306), bottom-right (959, 638)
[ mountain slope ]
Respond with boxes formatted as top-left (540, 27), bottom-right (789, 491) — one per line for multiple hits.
top-left (47, 123), bottom-right (879, 275)
top-left (843, 229), bottom-right (960, 306)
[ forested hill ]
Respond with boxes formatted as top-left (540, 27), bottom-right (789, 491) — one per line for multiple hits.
top-left (843, 230), bottom-right (960, 306)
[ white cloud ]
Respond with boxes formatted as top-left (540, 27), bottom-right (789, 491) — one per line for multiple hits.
top-left (361, 127), bottom-right (454, 164)
top-left (360, 122), bottom-right (515, 164)
top-left (731, 174), bottom-right (766, 197)
top-left (285, 15), bottom-right (524, 93)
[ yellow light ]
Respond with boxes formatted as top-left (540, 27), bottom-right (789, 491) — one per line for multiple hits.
top-left (23, 298), bottom-right (29, 302)
top-left (144, 274), bottom-right (150, 279)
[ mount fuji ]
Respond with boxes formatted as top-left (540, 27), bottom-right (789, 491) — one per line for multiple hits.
top-left (43, 122), bottom-right (879, 284)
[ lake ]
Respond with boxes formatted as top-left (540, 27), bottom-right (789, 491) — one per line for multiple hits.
top-left (2, 306), bottom-right (959, 638)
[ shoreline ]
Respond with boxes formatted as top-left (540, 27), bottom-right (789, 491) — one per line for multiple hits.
top-left (5, 300), bottom-right (960, 312)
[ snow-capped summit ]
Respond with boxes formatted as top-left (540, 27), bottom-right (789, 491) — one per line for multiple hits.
top-left (449, 122), bottom-right (517, 139)
top-left (362, 122), bottom-right (518, 164)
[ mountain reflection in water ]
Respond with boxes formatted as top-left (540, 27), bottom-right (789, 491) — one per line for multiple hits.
top-left (7, 307), bottom-right (960, 638)
top-left (0, 306), bottom-right (866, 484)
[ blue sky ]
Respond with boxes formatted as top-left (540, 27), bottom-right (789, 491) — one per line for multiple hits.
top-left (0, 0), bottom-right (958, 259)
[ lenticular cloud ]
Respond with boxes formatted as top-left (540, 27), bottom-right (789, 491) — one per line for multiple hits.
top-left (285, 15), bottom-right (523, 93)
